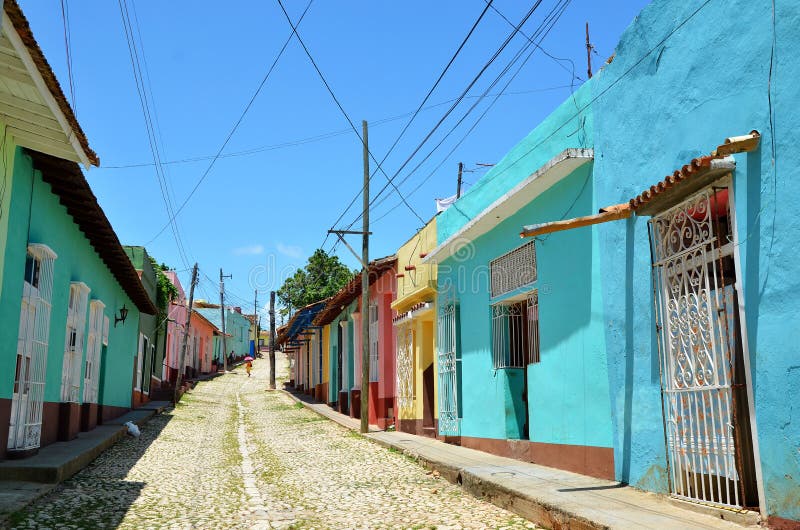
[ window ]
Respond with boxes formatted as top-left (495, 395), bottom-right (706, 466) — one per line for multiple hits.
top-left (135, 334), bottom-right (147, 391)
top-left (368, 304), bottom-right (379, 382)
top-left (61, 282), bottom-right (90, 402)
top-left (83, 300), bottom-right (105, 403)
top-left (490, 241), bottom-right (536, 298)
top-left (491, 291), bottom-right (540, 369)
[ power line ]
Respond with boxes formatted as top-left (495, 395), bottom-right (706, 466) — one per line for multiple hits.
top-left (117, 0), bottom-right (192, 269)
top-left (144, 0), bottom-right (315, 246)
top-left (59, 0), bottom-right (76, 112)
top-left (323, 0), bottom-right (497, 247)
top-left (275, 0), bottom-right (425, 226)
top-left (369, 0), bottom-right (572, 225)
top-left (335, 0), bottom-right (547, 240)
top-left (102, 86), bottom-right (571, 170)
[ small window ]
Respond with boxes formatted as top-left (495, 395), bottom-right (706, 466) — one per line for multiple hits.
top-left (492, 291), bottom-right (540, 369)
top-left (24, 253), bottom-right (41, 288)
top-left (490, 241), bottom-right (537, 298)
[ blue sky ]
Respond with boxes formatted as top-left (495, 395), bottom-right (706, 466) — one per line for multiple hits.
top-left (22, 0), bottom-right (650, 319)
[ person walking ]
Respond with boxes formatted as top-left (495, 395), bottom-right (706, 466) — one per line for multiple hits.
top-left (245, 359), bottom-right (253, 377)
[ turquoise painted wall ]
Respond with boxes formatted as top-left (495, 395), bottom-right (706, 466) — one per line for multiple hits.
top-left (590, 0), bottom-right (800, 520)
top-left (0, 148), bottom-right (138, 408)
top-left (326, 300), bottom-right (357, 405)
top-left (438, 165), bottom-right (613, 448)
top-left (437, 82), bottom-right (592, 244)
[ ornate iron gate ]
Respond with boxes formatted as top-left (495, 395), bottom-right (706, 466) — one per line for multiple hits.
top-left (437, 294), bottom-right (459, 436)
top-left (650, 184), bottom-right (749, 508)
top-left (396, 323), bottom-right (414, 413)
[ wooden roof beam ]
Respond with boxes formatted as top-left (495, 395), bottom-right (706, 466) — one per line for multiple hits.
top-left (520, 203), bottom-right (631, 238)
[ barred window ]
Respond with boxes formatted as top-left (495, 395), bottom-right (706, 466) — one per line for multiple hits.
top-left (491, 291), bottom-right (540, 369)
top-left (490, 241), bottom-right (536, 298)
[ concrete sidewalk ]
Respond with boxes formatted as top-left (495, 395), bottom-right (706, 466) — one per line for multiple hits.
top-left (0, 401), bottom-right (169, 524)
top-left (284, 391), bottom-right (760, 530)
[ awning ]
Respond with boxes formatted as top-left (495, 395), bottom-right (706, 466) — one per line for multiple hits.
top-left (518, 132), bottom-right (759, 238)
top-left (425, 148), bottom-right (593, 263)
top-left (276, 299), bottom-right (328, 346)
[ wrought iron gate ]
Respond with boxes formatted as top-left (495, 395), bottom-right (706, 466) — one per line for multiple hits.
top-left (9, 244), bottom-right (56, 451)
top-left (396, 323), bottom-right (414, 413)
top-left (650, 184), bottom-right (750, 508)
top-left (437, 294), bottom-right (459, 436)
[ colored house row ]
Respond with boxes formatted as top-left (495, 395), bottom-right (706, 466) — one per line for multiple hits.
top-left (280, 0), bottom-right (798, 525)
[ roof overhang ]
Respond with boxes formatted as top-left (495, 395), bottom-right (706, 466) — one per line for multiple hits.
top-left (1, 2), bottom-right (97, 167)
top-left (425, 148), bottom-right (593, 263)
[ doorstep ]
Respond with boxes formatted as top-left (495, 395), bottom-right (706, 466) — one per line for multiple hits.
top-left (283, 390), bottom-right (759, 530)
top-left (0, 408), bottom-right (157, 484)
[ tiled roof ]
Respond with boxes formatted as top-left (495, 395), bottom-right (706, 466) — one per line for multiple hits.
top-left (4, 0), bottom-right (98, 166)
top-left (629, 132), bottom-right (759, 216)
top-left (312, 255), bottom-right (397, 327)
top-left (29, 151), bottom-right (155, 314)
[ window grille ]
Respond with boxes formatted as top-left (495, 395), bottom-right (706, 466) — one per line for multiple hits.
top-left (61, 282), bottom-right (90, 402)
top-left (9, 244), bottom-right (56, 451)
top-left (492, 291), bottom-right (540, 369)
top-left (437, 297), bottom-right (460, 435)
top-left (83, 300), bottom-right (104, 403)
top-left (492, 302), bottom-right (527, 369)
top-left (369, 304), bottom-right (379, 382)
top-left (527, 291), bottom-right (541, 364)
top-left (490, 241), bottom-right (536, 298)
top-left (396, 323), bottom-right (414, 413)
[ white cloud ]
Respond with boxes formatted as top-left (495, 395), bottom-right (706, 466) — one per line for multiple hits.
top-left (276, 243), bottom-right (303, 259)
top-left (233, 244), bottom-right (265, 256)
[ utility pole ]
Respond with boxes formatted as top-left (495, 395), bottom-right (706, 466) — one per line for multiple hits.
top-left (269, 291), bottom-right (276, 390)
top-left (456, 162), bottom-right (463, 199)
top-left (326, 120), bottom-right (371, 433)
top-left (175, 263), bottom-right (198, 404)
top-left (360, 120), bottom-right (370, 434)
top-left (253, 289), bottom-right (258, 358)
top-left (585, 22), bottom-right (593, 79)
top-left (220, 268), bottom-right (232, 372)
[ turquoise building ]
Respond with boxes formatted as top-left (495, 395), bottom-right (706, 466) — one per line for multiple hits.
top-left (193, 306), bottom-right (251, 363)
top-left (0, 0), bottom-right (155, 460)
top-left (428, 0), bottom-right (798, 525)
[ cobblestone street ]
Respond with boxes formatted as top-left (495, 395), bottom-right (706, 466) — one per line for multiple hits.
top-left (8, 357), bottom-right (535, 529)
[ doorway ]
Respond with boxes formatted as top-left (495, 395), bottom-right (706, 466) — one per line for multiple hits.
top-left (650, 182), bottom-right (759, 509)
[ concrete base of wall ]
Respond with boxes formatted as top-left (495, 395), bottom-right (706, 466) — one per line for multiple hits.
top-left (57, 402), bottom-right (80, 442)
top-left (350, 389), bottom-right (361, 419)
top-left (79, 403), bottom-right (98, 432)
top-left (98, 405), bottom-right (129, 425)
top-left (767, 516), bottom-right (800, 530)
top-left (458, 436), bottom-right (615, 481)
top-left (0, 398), bottom-right (10, 460)
top-left (398, 418), bottom-right (439, 439)
top-left (337, 391), bottom-right (348, 416)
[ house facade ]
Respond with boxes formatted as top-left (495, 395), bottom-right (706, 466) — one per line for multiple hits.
top-left (123, 246), bottom-right (159, 407)
top-left (392, 217), bottom-right (438, 437)
top-left (162, 271), bottom-right (188, 384)
top-left (425, 0), bottom-right (798, 525)
top-left (0, 0), bottom-right (155, 459)
top-left (193, 305), bottom-right (251, 365)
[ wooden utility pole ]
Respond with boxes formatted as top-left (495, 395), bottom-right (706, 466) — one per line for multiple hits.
top-left (585, 22), bottom-right (593, 79)
top-left (219, 268), bottom-right (232, 372)
top-left (253, 289), bottom-right (258, 357)
top-left (360, 120), bottom-right (370, 434)
top-left (175, 263), bottom-right (198, 403)
top-left (456, 162), bottom-right (464, 199)
top-left (269, 291), bottom-right (276, 390)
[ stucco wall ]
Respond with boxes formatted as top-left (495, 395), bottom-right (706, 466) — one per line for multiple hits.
top-left (0, 148), bottom-right (138, 408)
top-left (590, 0), bottom-right (799, 520)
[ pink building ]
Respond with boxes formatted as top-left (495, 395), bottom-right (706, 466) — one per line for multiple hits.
top-left (163, 271), bottom-right (187, 383)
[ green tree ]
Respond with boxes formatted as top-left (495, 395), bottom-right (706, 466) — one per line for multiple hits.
top-left (277, 249), bottom-right (354, 317)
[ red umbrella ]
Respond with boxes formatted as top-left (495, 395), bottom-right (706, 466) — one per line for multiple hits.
top-left (244, 356), bottom-right (254, 362)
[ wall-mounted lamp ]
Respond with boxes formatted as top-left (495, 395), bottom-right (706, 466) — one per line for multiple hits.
top-left (114, 304), bottom-right (128, 327)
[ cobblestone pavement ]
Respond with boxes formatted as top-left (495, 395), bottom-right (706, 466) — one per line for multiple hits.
top-left (9, 356), bottom-right (536, 529)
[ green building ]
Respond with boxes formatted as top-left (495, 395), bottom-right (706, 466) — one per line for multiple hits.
top-left (0, 1), bottom-right (155, 459)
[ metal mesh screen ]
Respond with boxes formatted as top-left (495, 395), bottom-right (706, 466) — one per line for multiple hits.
top-left (490, 241), bottom-right (536, 298)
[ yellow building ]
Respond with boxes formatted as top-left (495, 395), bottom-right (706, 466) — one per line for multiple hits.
top-left (391, 216), bottom-right (438, 437)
